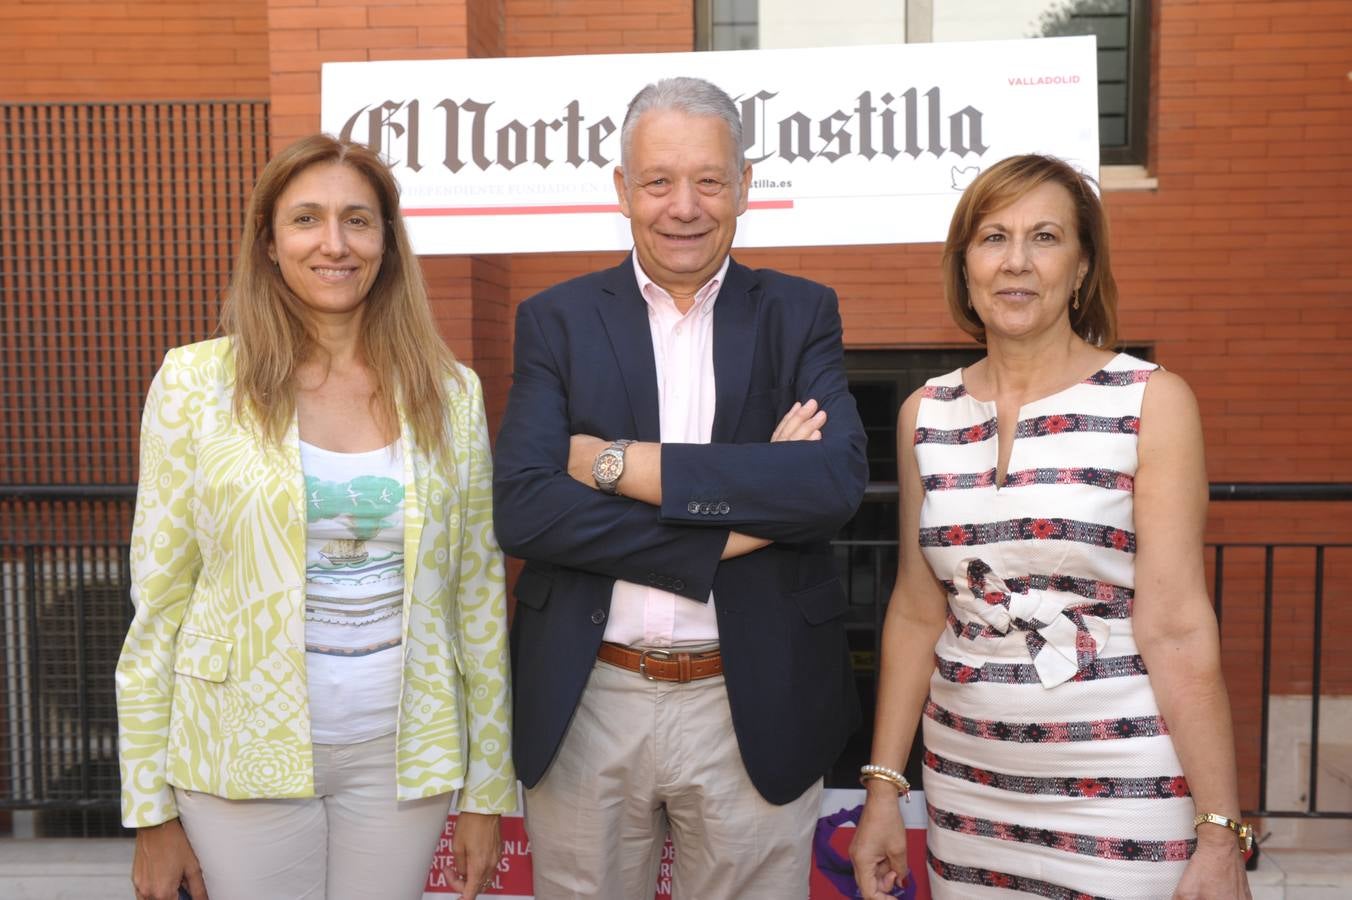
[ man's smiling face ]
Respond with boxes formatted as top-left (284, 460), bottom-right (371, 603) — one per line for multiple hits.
top-left (613, 108), bottom-right (750, 298)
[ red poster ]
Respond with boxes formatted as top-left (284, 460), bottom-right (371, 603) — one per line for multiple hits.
top-left (427, 789), bottom-right (929, 900)
top-left (427, 814), bottom-right (534, 898)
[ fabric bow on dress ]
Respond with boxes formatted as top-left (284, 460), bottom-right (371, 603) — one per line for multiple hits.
top-left (953, 558), bottom-right (1109, 688)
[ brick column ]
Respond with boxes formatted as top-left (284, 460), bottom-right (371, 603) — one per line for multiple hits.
top-left (266, 0), bottom-right (479, 150)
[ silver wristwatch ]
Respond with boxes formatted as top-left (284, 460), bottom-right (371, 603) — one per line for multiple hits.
top-left (592, 439), bottom-right (635, 495)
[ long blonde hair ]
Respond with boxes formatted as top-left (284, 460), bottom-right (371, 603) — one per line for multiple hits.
top-left (220, 134), bottom-right (457, 456)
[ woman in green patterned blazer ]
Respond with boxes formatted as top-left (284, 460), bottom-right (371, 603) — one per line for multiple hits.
top-left (116, 134), bottom-right (514, 900)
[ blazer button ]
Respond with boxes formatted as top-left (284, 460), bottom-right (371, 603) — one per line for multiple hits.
top-left (687, 501), bottom-right (701, 514)
top-left (700, 503), bottom-right (712, 515)
top-left (717, 501), bottom-right (730, 515)
top-left (672, 579), bottom-right (685, 591)
top-left (590, 608), bottom-right (607, 625)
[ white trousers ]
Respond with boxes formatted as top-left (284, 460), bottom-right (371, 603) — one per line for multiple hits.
top-left (175, 732), bottom-right (452, 900)
top-left (525, 659), bottom-right (823, 900)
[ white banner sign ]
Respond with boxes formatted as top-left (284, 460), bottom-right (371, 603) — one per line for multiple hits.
top-left (321, 39), bottom-right (1097, 254)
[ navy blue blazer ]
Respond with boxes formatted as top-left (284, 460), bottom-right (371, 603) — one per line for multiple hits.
top-left (493, 255), bottom-right (867, 805)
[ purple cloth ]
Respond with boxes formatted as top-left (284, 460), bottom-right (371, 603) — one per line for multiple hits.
top-left (813, 804), bottom-right (912, 898)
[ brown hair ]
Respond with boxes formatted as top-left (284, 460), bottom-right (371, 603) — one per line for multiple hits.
top-left (941, 154), bottom-right (1118, 348)
top-left (219, 133), bottom-right (457, 455)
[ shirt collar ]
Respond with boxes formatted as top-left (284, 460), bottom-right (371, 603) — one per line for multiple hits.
top-left (631, 251), bottom-right (729, 319)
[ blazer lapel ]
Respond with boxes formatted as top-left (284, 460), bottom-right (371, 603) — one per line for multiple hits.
top-left (231, 332), bottom-right (303, 528)
top-left (712, 259), bottom-right (760, 441)
top-left (598, 259), bottom-right (662, 441)
top-left (276, 418), bottom-right (305, 520)
top-left (397, 408), bottom-right (426, 607)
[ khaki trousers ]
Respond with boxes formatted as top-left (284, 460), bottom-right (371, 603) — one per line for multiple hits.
top-left (525, 659), bottom-right (823, 900)
top-left (174, 732), bottom-right (452, 900)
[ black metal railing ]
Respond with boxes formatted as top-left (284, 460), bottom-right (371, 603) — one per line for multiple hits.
top-left (1, 98), bottom-right (272, 837)
top-left (828, 482), bottom-right (1352, 825)
top-left (0, 489), bottom-right (135, 835)
top-left (0, 483), bottom-right (1348, 836)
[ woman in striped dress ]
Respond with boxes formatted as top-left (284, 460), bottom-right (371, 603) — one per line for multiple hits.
top-left (850, 155), bottom-right (1252, 899)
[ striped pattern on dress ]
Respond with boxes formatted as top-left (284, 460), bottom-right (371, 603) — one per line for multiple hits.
top-left (915, 353), bottom-right (1195, 899)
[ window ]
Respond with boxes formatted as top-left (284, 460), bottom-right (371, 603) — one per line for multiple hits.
top-left (696, 0), bottom-right (1150, 165)
top-left (702, 0), bottom-right (759, 51)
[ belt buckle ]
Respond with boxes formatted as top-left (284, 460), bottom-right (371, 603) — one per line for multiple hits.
top-left (637, 647), bottom-right (673, 681)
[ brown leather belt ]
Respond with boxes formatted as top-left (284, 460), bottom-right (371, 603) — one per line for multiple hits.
top-left (597, 642), bottom-right (723, 683)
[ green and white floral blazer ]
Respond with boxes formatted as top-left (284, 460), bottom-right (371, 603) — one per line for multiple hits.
top-left (116, 338), bottom-right (515, 828)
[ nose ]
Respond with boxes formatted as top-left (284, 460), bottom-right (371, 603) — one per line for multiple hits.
top-left (319, 218), bottom-right (348, 257)
top-left (1000, 237), bottom-right (1031, 273)
top-left (667, 179), bottom-right (700, 222)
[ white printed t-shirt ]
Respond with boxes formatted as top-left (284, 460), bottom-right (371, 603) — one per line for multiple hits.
top-left (300, 439), bottom-right (405, 745)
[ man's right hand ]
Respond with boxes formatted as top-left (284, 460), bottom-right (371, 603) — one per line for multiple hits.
top-left (132, 818), bottom-right (208, 900)
top-left (771, 399), bottom-right (827, 442)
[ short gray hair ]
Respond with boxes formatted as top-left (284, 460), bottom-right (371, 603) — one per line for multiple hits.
top-left (620, 76), bottom-right (745, 176)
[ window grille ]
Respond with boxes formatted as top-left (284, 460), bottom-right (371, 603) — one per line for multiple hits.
top-left (0, 101), bottom-right (269, 835)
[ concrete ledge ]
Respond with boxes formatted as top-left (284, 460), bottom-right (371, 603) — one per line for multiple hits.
top-left (0, 838), bottom-right (1347, 899)
top-left (0, 839), bottom-right (133, 900)
top-left (1252, 848), bottom-right (1352, 900)
top-left (1100, 164), bottom-right (1159, 192)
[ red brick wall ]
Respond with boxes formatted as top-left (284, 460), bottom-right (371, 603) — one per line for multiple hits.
top-left (495, 0), bottom-right (1352, 519)
top-left (7, 0), bottom-right (1350, 810)
top-left (1111, 4), bottom-right (1352, 777)
top-left (10, 2), bottom-right (1345, 488)
top-left (468, 0), bottom-right (507, 58)
top-left (485, 1), bottom-right (1352, 781)
top-left (257, 0), bottom-right (515, 391)
top-left (505, 0), bottom-right (691, 56)
top-left (0, 0), bottom-right (269, 100)
top-left (488, 0), bottom-right (694, 410)
top-left (267, 0), bottom-right (478, 151)
top-left (418, 254), bottom-right (512, 418)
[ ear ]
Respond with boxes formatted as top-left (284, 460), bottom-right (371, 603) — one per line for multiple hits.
top-left (736, 163), bottom-right (752, 216)
top-left (267, 240), bottom-right (277, 265)
top-left (1077, 253), bottom-right (1089, 287)
top-left (613, 167), bottom-right (632, 219)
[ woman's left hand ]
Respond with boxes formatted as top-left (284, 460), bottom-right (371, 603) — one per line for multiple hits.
top-left (1172, 836), bottom-right (1252, 900)
top-left (449, 810), bottom-right (503, 900)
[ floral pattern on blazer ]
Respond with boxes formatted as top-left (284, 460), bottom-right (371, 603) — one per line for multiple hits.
top-left (116, 337), bottom-right (515, 827)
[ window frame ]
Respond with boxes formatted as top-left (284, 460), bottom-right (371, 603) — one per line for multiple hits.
top-left (908, 0), bottom-right (1150, 166)
top-left (695, 0), bottom-right (1152, 168)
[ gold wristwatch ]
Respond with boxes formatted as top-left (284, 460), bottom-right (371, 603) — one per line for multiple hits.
top-left (1193, 813), bottom-right (1254, 853)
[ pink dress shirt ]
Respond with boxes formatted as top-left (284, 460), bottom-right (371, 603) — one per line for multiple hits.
top-left (601, 253), bottom-right (730, 648)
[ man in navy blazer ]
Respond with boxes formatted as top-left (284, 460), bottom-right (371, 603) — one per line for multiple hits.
top-left (493, 76), bottom-right (867, 899)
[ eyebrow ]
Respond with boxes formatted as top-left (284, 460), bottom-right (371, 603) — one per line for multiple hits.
top-left (282, 201), bottom-right (379, 216)
top-left (635, 165), bottom-right (729, 179)
top-left (980, 220), bottom-right (1066, 232)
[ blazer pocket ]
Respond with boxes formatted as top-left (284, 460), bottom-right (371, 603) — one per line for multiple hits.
top-left (513, 566), bottom-right (553, 611)
top-left (789, 579), bottom-right (848, 625)
top-left (172, 629), bottom-right (234, 683)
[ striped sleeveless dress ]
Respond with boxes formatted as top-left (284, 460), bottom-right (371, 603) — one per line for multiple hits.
top-left (913, 353), bottom-right (1195, 899)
